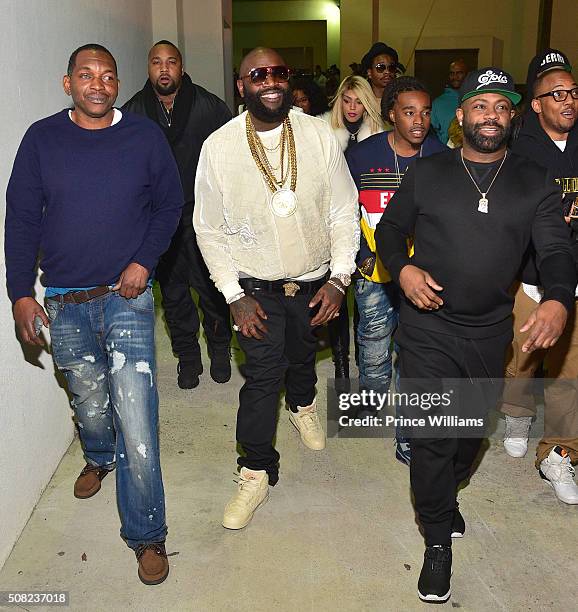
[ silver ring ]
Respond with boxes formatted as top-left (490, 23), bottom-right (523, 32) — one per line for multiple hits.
top-left (233, 324), bottom-right (240, 332)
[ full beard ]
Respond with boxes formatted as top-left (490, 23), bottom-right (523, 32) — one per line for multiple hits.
top-left (244, 87), bottom-right (293, 123)
top-left (463, 119), bottom-right (511, 153)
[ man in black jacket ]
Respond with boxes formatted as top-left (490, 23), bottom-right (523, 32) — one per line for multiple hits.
top-left (375, 68), bottom-right (575, 604)
top-left (500, 49), bottom-right (578, 502)
top-left (123, 40), bottom-right (232, 389)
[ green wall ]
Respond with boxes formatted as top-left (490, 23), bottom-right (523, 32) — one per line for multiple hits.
top-left (233, 0), bottom-right (340, 70)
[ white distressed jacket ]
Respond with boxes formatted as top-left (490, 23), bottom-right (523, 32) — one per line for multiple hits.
top-left (193, 110), bottom-right (360, 302)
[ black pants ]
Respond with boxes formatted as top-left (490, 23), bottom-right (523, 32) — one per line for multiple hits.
top-left (396, 322), bottom-right (512, 546)
top-left (236, 291), bottom-right (319, 485)
top-left (157, 223), bottom-right (231, 362)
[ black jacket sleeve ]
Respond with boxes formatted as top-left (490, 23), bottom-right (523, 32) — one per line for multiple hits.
top-left (375, 162), bottom-right (418, 284)
top-left (532, 172), bottom-right (576, 311)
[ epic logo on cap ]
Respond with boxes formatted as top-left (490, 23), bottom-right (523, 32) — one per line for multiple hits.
top-left (476, 70), bottom-right (509, 89)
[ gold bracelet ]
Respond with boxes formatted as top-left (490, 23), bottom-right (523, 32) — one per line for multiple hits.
top-left (327, 279), bottom-right (345, 295)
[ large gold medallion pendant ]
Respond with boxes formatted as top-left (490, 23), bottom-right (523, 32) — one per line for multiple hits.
top-left (271, 189), bottom-right (298, 217)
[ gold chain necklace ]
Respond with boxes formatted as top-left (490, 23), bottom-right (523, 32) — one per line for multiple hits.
top-left (246, 114), bottom-right (297, 194)
top-left (255, 123), bottom-right (287, 177)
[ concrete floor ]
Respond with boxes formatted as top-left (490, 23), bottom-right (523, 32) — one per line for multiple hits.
top-left (1, 304), bottom-right (578, 612)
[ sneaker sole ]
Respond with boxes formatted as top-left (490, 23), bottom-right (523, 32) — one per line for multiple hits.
top-left (450, 531), bottom-right (464, 538)
top-left (417, 588), bottom-right (451, 603)
top-left (222, 493), bottom-right (269, 530)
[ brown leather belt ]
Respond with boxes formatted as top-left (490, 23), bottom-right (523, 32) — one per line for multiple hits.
top-left (48, 286), bottom-right (112, 305)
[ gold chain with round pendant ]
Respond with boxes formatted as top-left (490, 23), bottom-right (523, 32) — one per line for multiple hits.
top-left (246, 114), bottom-right (297, 194)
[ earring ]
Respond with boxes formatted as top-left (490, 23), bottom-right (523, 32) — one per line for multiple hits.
top-left (459, 122), bottom-right (462, 126)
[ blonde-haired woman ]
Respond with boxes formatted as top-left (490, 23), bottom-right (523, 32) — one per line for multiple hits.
top-left (321, 75), bottom-right (384, 152)
top-left (320, 76), bottom-right (384, 380)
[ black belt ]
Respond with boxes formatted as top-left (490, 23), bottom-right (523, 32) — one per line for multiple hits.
top-left (239, 275), bottom-right (328, 297)
top-left (47, 286), bottom-right (111, 305)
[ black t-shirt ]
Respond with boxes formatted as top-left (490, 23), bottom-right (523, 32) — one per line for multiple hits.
top-left (463, 158), bottom-right (502, 193)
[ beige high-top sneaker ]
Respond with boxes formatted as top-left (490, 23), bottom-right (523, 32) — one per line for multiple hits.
top-left (288, 400), bottom-right (326, 450)
top-left (222, 467), bottom-right (269, 529)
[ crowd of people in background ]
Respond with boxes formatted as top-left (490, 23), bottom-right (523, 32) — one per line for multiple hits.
top-left (5, 33), bottom-right (578, 606)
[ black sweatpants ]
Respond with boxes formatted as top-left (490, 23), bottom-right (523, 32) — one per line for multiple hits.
top-left (396, 322), bottom-right (512, 546)
top-left (236, 291), bottom-right (319, 485)
top-left (157, 222), bottom-right (231, 362)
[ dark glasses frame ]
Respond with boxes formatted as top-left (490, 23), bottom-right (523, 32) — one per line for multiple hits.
top-left (535, 87), bottom-right (578, 102)
top-left (372, 62), bottom-right (398, 74)
top-left (240, 65), bottom-right (291, 85)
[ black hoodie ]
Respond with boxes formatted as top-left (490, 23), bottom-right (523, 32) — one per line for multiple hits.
top-left (512, 110), bottom-right (578, 283)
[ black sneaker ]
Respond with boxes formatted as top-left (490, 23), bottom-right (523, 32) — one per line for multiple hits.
top-left (451, 505), bottom-right (465, 538)
top-left (209, 347), bottom-right (231, 383)
top-left (177, 360), bottom-right (202, 389)
top-left (418, 545), bottom-right (452, 603)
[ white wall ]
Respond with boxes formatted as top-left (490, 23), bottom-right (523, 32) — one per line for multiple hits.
top-left (0, 0), bottom-right (152, 570)
top-left (151, 0), bottom-right (233, 110)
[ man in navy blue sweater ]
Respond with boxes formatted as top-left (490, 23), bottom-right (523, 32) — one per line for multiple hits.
top-left (5, 44), bottom-right (183, 585)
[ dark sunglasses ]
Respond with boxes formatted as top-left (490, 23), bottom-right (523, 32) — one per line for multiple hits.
top-left (535, 87), bottom-right (578, 102)
top-left (241, 65), bottom-right (291, 85)
top-left (372, 62), bottom-right (397, 74)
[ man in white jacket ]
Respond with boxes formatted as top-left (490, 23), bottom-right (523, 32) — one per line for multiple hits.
top-left (194, 47), bottom-right (359, 530)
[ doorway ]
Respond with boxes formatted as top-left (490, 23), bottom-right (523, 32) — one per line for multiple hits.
top-left (415, 49), bottom-right (479, 99)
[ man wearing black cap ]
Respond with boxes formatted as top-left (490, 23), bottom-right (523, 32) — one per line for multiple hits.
top-left (376, 67), bottom-right (575, 603)
top-left (361, 42), bottom-right (402, 101)
top-left (500, 49), bottom-right (578, 504)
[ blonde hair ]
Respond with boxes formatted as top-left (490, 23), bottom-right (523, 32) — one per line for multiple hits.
top-left (329, 75), bottom-right (384, 133)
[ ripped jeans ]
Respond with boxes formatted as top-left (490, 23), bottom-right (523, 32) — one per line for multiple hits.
top-left (45, 288), bottom-right (166, 549)
top-left (354, 279), bottom-right (399, 393)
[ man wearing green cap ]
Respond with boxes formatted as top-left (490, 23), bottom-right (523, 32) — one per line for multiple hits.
top-left (375, 67), bottom-right (575, 603)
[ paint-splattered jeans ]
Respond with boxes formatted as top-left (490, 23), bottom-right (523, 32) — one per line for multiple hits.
top-left (353, 279), bottom-right (399, 393)
top-left (45, 288), bottom-right (167, 549)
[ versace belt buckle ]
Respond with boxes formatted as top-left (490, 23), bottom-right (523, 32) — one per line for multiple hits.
top-left (282, 281), bottom-right (301, 297)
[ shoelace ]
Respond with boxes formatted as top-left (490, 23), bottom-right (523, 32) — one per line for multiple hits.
top-left (231, 474), bottom-right (262, 503)
top-left (425, 547), bottom-right (451, 573)
top-left (135, 542), bottom-right (165, 559)
top-left (505, 416), bottom-right (532, 438)
top-left (298, 411), bottom-right (320, 432)
top-left (551, 461), bottom-right (576, 485)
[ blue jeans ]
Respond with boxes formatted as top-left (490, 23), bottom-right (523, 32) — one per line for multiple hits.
top-left (354, 279), bottom-right (399, 393)
top-left (45, 288), bottom-right (167, 549)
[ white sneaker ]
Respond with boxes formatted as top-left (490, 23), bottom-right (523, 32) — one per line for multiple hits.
top-left (503, 415), bottom-right (532, 458)
top-left (222, 467), bottom-right (269, 529)
top-left (539, 446), bottom-right (578, 504)
top-left (288, 401), bottom-right (326, 450)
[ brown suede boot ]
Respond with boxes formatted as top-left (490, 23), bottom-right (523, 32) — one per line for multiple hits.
top-left (73, 464), bottom-right (111, 499)
top-left (136, 542), bottom-right (169, 585)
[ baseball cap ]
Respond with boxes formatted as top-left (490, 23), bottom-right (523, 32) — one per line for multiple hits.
top-left (459, 67), bottom-right (522, 105)
top-left (526, 48), bottom-right (572, 95)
